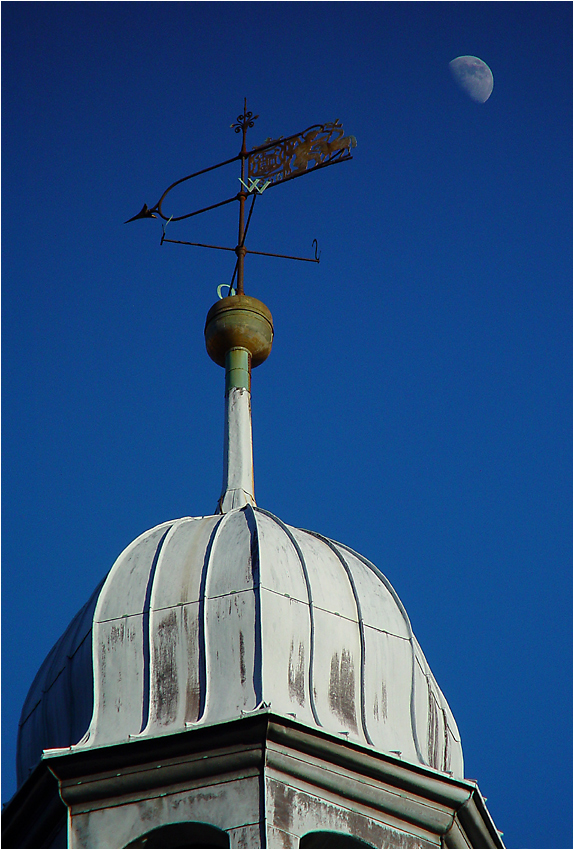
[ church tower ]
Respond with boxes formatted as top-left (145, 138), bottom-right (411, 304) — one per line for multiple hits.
top-left (3, 107), bottom-right (504, 850)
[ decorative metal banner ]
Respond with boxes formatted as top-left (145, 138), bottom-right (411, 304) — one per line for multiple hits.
top-left (248, 121), bottom-right (356, 188)
top-left (125, 102), bottom-right (356, 295)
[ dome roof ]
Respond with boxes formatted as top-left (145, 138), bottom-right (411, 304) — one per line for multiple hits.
top-left (17, 504), bottom-right (463, 785)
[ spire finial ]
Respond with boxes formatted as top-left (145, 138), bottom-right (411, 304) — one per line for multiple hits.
top-left (231, 99), bottom-right (258, 295)
top-left (126, 104), bottom-right (355, 511)
top-left (205, 294), bottom-right (273, 512)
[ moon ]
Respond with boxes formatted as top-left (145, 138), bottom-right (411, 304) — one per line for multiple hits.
top-left (449, 56), bottom-right (494, 103)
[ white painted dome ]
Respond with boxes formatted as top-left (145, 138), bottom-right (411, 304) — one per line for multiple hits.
top-left (17, 504), bottom-right (463, 784)
top-left (17, 295), bottom-right (464, 788)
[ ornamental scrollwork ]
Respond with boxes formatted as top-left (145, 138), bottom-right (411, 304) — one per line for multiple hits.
top-left (248, 120), bottom-right (357, 187)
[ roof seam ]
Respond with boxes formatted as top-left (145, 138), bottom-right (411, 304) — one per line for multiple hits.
top-left (18, 628), bottom-right (93, 728)
top-left (254, 507), bottom-right (321, 727)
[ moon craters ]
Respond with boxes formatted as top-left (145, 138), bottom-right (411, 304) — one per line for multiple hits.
top-left (449, 55), bottom-right (494, 103)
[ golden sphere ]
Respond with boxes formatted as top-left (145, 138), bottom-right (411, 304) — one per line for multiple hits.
top-left (204, 295), bottom-right (273, 368)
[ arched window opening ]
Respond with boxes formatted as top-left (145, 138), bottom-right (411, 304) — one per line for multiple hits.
top-left (300, 831), bottom-right (374, 849)
top-left (125, 821), bottom-right (230, 849)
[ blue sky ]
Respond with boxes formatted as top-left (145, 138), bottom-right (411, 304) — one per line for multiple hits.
top-left (2, 3), bottom-right (571, 847)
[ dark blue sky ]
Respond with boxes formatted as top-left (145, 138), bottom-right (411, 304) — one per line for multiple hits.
top-left (2, 3), bottom-right (571, 847)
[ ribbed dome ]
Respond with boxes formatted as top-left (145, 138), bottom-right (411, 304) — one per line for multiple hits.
top-left (17, 504), bottom-right (463, 785)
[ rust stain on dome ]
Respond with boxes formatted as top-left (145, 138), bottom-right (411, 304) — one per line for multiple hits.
top-left (328, 649), bottom-right (357, 731)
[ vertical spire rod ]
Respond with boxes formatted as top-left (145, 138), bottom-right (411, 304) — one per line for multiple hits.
top-left (235, 98), bottom-right (250, 296)
top-left (218, 348), bottom-right (255, 513)
top-left (205, 294), bottom-right (274, 514)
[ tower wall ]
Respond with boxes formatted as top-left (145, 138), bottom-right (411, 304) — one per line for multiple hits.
top-left (4, 715), bottom-right (502, 849)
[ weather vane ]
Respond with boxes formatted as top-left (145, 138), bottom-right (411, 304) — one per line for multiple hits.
top-left (125, 99), bottom-right (356, 296)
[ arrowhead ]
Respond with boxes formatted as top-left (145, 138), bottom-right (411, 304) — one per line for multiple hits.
top-left (125, 203), bottom-right (157, 223)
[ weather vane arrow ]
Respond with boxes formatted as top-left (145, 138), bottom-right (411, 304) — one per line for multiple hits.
top-left (125, 99), bottom-right (356, 295)
top-left (125, 203), bottom-right (157, 223)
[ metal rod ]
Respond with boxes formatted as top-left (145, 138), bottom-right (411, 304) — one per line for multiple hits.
top-left (161, 238), bottom-right (319, 264)
top-left (156, 194), bottom-right (238, 223)
top-left (236, 98), bottom-right (249, 296)
top-left (153, 155), bottom-right (241, 220)
top-left (244, 248), bottom-right (320, 263)
top-left (161, 239), bottom-right (236, 251)
top-left (241, 193), bottom-right (257, 247)
top-left (230, 259), bottom-right (239, 291)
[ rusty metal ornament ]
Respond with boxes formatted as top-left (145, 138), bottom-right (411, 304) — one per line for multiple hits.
top-left (125, 102), bottom-right (356, 295)
top-left (231, 107), bottom-right (259, 135)
top-left (248, 120), bottom-right (356, 188)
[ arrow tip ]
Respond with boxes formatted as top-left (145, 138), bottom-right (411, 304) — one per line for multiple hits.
top-left (125, 203), bottom-right (157, 223)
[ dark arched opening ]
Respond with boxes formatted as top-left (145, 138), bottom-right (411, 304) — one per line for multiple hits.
top-left (300, 832), bottom-right (374, 849)
top-left (125, 821), bottom-right (230, 849)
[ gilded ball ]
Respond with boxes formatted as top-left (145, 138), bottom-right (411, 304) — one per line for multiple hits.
top-left (204, 295), bottom-right (273, 368)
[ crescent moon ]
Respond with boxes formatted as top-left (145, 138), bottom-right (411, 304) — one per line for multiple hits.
top-left (449, 56), bottom-right (494, 103)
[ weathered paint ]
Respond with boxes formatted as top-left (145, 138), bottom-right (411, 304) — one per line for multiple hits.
top-left (218, 387), bottom-right (256, 513)
top-left (6, 711), bottom-right (502, 849)
top-left (70, 769), bottom-right (263, 849)
top-left (266, 776), bottom-right (438, 848)
top-left (18, 505), bottom-right (463, 783)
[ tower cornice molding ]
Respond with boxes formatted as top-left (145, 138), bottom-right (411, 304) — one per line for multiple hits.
top-left (11, 713), bottom-right (502, 849)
